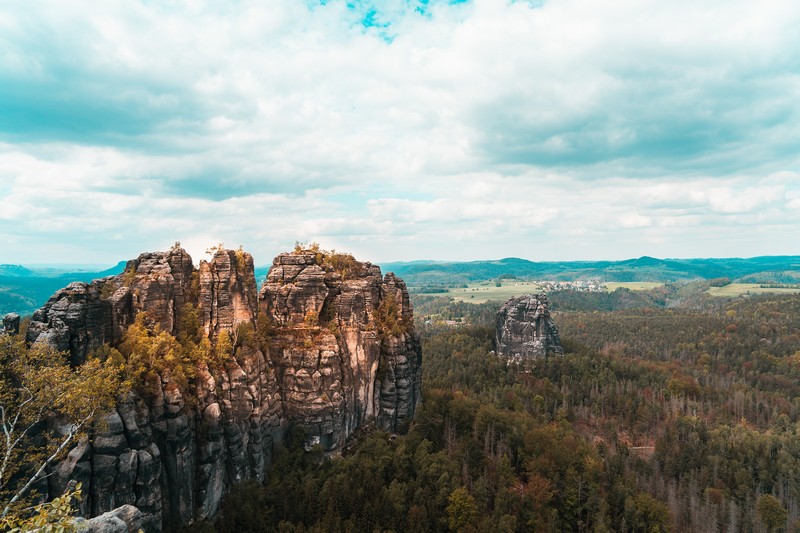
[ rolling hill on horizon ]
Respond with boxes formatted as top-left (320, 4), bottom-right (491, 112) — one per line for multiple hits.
top-left (3, 255), bottom-right (800, 317)
top-left (379, 255), bottom-right (800, 286)
top-left (0, 261), bottom-right (127, 317)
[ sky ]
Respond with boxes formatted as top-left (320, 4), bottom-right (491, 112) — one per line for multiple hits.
top-left (1, 0), bottom-right (799, 266)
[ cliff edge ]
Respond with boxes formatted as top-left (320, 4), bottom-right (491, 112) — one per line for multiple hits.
top-left (25, 246), bottom-right (422, 531)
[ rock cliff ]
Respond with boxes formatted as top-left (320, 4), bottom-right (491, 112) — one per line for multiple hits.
top-left (261, 252), bottom-right (421, 448)
top-left (26, 248), bottom-right (195, 365)
top-left (25, 247), bottom-right (422, 531)
top-left (496, 294), bottom-right (563, 362)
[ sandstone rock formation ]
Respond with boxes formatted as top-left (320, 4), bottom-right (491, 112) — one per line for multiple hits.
top-left (199, 249), bottom-right (258, 338)
top-left (75, 504), bottom-right (146, 533)
top-left (496, 294), bottom-right (563, 361)
top-left (26, 246), bottom-right (422, 531)
top-left (261, 251), bottom-right (421, 448)
top-left (26, 247), bottom-right (194, 365)
top-left (2, 312), bottom-right (19, 335)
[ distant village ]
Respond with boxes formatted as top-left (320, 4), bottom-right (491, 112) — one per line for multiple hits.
top-left (532, 279), bottom-right (607, 292)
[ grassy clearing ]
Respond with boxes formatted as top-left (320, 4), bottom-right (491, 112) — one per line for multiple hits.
top-left (707, 283), bottom-right (800, 297)
top-left (605, 282), bottom-right (664, 292)
top-left (415, 281), bottom-right (543, 304)
top-left (416, 280), bottom-right (667, 303)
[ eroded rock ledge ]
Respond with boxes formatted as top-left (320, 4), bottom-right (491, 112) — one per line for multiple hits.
top-left (26, 247), bottom-right (422, 531)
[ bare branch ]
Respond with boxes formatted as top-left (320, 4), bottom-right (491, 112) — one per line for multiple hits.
top-left (1, 410), bottom-right (94, 518)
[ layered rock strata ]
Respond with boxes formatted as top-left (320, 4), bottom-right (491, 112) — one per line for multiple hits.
top-left (496, 294), bottom-right (563, 361)
top-left (26, 247), bottom-right (421, 531)
top-left (261, 252), bottom-right (421, 447)
top-left (26, 248), bottom-right (194, 365)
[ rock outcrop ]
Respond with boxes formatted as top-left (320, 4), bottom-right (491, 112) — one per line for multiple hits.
top-left (2, 312), bottom-right (19, 335)
top-left (261, 251), bottom-right (421, 449)
top-left (496, 294), bottom-right (563, 362)
top-left (26, 246), bottom-right (421, 531)
top-left (199, 249), bottom-right (258, 338)
top-left (26, 247), bottom-right (195, 365)
top-left (75, 504), bottom-right (147, 533)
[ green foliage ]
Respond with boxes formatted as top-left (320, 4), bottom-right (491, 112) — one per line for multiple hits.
top-left (376, 294), bottom-right (408, 337)
top-left (623, 493), bottom-right (670, 533)
top-left (139, 276), bottom-right (800, 533)
top-left (98, 280), bottom-right (115, 301)
top-left (203, 312), bottom-right (662, 533)
top-left (757, 494), bottom-right (787, 532)
top-left (292, 242), bottom-right (358, 279)
top-left (0, 483), bottom-right (83, 532)
top-left (446, 486), bottom-right (478, 531)
top-left (0, 336), bottom-right (124, 520)
top-left (323, 251), bottom-right (357, 280)
top-left (120, 264), bottom-right (137, 287)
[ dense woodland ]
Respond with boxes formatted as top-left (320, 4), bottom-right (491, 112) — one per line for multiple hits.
top-left (4, 281), bottom-right (800, 531)
top-left (194, 286), bottom-right (800, 532)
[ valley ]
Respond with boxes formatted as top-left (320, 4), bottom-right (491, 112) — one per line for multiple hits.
top-left (3, 251), bottom-right (800, 532)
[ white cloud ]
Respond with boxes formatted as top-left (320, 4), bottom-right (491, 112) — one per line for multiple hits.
top-left (0, 0), bottom-right (799, 263)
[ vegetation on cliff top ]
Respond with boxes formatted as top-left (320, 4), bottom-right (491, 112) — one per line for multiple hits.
top-left (293, 242), bottom-right (359, 280)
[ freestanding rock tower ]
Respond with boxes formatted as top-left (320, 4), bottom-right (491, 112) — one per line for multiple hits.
top-left (496, 293), bottom-right (563, 362)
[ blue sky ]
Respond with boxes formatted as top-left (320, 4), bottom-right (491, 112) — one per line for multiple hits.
top-left (1, 0), bottom-right (799, 266)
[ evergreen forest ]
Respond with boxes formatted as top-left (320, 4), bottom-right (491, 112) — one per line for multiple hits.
top-left (196, 288), bottom-right (800, 532)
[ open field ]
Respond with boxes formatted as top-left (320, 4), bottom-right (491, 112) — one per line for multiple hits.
top-left (605, 282), bottom-right (664, 292)
top-left (414, 281), bottom-right (543, 303)
top-left (415, 280), bottom-right (666, 303)
top-left (707, 283), bottom-right (800, 297)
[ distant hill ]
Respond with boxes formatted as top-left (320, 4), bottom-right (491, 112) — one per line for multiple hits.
top-left (0, 264), bottom-right (37, 277)
top-left (5, 255), bottom-right (800, 317)
top-left (380, 255), bottom-right (800, 287)
top-left (0, 262), bottom-right (126, 316)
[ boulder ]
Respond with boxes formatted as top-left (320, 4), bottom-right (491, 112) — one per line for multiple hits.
top-left (2, 312), bottom-right (20, 336)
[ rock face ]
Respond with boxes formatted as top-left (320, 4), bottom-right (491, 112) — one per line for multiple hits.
top-left (2, 312), bottom-right (20, 335)
top-left (28, 247), bottom-right (421, 531)
top-left (199, 249), bottom-right (258, 338)
top-left (76, 504), bottom-right (146, 533)
top-left (261, 252), bottom-right (421, 449)
top-left (26, 247), bottom-right (195, 365)
top-left (496, 294), bottom-right (563, 361)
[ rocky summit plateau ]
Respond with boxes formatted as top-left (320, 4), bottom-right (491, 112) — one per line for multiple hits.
top-left (21, 246), bottom-right (422, 531)
top-left (495, 293), bottom-right (563, 362)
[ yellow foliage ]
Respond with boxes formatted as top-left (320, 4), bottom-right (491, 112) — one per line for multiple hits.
top-left (118, 314), bottom-right (209, 397)
top-left (0, 483), bottom-right (83, 532)
top-left (375, 294), bottom-right (409, 338)
top-left (291, 243), bottom-right (357, 280)
top-left (0, 336), bottom-right (125, 518)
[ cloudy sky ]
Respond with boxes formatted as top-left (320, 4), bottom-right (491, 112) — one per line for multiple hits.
top-left (1, 0), bottom-right (799, 266)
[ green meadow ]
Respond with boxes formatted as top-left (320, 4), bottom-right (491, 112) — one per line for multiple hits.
top-left (707, 283), bottom-right (800, 297)
top-left (415, 280), bottom-right (543, 303)
top-left (605, 282), bottom-right (664, 291)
